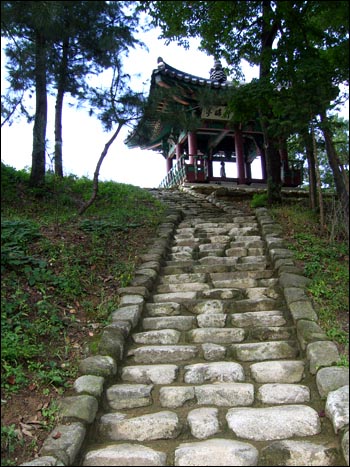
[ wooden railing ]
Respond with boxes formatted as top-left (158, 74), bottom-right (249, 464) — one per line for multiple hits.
top-left (159, 156), bottom-right (187, 188)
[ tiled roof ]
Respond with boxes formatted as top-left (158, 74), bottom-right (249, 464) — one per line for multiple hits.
top-left (154, 57), bottom-right (234, 89)
top-left (125, 58), bottom-right (234, 149)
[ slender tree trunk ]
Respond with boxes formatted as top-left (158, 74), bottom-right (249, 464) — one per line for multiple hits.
top-left (29, 31), bottom-right (47, 187)
top-left (259, 0), bottom-right (281, 204)
top-left (311, 123), bottom-right (325, 232)
top-left (54, 37), bottom-right (69, 177)
top-left (302, 128), bottom-right (317, 210)
top-left (79, 123), bottom-right (123, 215)
top-left (319, 111), bottom-right (349, 238)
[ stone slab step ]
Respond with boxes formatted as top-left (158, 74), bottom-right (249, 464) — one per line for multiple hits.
top-left (189, 328), bottom-right (246, 344)
top-left (142, 316), bottom-right (195, 331)
top-left (256, 383), bottom-right (310, 404)
top-left (174, 439), bottom-right (258, 466)
top-left (132, 329), bottom-right (181, 345)
top-left (121, 364), bottom-right (179, 384)
top-left (82, 444), bottom-right (166, 466)
top-left (231, 341), bottom-right (299, 361)
top-left (250, 360), bottom-right (305, 383)
top-left (145, 302), bottom-right (182, 316)
top-left (260, 440), bottom-right (339, 466)
top-left (231, 310), bottom-right (286, 327)
top-left (183, 362), bottom-right (245, 383)
top-left (132, 345), bottom-right (198, 363)
top-left (156, 282), bottom-right (210, 293)
top-left (106, 384), bottom-right (153, 410)
top-left (99, 411), bottom-right (181, 441)
top-left (226, 405), bottom-right (321, 441)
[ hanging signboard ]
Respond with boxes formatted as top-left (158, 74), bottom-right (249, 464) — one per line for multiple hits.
top-left (201, 106), bottom-right (232, 121)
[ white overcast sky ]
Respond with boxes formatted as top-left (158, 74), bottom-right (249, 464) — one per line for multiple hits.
top-left (1, 27), bottom-right (348, 188)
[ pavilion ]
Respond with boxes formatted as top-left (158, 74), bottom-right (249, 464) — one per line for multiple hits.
top-left (125, 57), bottom-right (303, 188)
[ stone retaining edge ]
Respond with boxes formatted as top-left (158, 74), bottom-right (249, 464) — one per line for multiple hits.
top-left (19, 209), bottom-right (184, 467)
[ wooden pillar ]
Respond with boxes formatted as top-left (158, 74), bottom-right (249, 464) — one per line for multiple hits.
top-left (166, 157), bottom-right (172, 173)
top-left (188, 131), bottom-right (197, 165)
top-left (234, 127), bottom-right (245, 184)
top-left (176, 143), bottom-right (182, 161)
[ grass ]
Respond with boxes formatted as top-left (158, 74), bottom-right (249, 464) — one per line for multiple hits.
top-left (271, 203), bottom-right (349, 365)
top-left (1, 163), bottom-right (166, 465)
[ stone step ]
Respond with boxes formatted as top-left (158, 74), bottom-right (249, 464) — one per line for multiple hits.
top-left (145, 301), bottom-right (183, 316)
top-left (142, 316), bottom-right (195, 331)
top-left (183, 361), bottom-right (245, 383)
top-left (256, 383), bottom-right (310, 404)
top-left (231, 341), bottom-right (299, 361)
top-left (156, 282), bottom-right (210, 293)
top-left (174, 439), bottom-right (258, 466)
top-left (152, 291), bottom-right (198, 303)
top-left (132, 329), bottom-right (181, 345)
top-left (226, 405), bottom-right (321, 441)
top-left (99, 411), bottom-right (181, 441)
top-left (106, 384), bottom-right (153, 410)
top-left (159, 273), bottom-right (207, 284)
top-left (231, 310), bottom-right (287, 327)
top-left (121, 364), bottom-right (179, 384)
top-left (188, 327), bottom-right (246, 344)
top-left (132, 345), bottom-right (199, 363)
top-left (260, 440), bottom-right (339, 466)
top-left (250, 360), bottom-right (305, 383)
top-left (82, 444), bottom-right (167, 466)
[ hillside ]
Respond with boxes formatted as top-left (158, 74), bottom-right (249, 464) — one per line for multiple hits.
top-left (1, 164), bottom-right (348, 465)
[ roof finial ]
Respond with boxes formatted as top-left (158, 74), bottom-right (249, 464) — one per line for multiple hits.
top-left (209, 58), bottom-right (227, 83)
top-left (157, 57), bottom-right (165, 69)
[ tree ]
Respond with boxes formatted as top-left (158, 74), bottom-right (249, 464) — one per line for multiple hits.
top-left (142, 1), bottom-right (349, 206)
top-left (78, 61), bottom-right (145, 214)
top-left (2, 1), bottom-right (52, 186)
top-left (288, 115), bottom-right (349, 236)
top-left (1, 1), bottom-right (141, 185)
top-left (50, 1), bottom-right (141, 178)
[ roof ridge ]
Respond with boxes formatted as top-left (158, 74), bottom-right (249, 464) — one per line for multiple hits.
top-left (155, 56), bottom-right (233, 88)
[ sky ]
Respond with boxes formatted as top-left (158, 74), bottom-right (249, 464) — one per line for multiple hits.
top-left (1, 27), bottom-right (348, 189)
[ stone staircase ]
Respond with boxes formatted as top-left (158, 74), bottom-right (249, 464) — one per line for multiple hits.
top-left (27, 186), bottom-right (349, 466)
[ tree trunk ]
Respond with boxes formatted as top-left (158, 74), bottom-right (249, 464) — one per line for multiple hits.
top-left (302, 128), bottom-right (317, 210)
top-left (79, 123), bottom-right (123, 215)
top-left (311, 123), bottom-right (325, 232)
top-left (266, 141), bottom-right (282, 204)
top-left (259, 0), bottom-right (282, 204)
top-left (29, 31), bottom-right (47, 187)
top-left (319, 111), bottom-right (349, 237)
top-left (54, 37), bottom-right (69, 177)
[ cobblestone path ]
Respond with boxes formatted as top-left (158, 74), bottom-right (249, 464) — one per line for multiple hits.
top-left (36, 187), bottom-right (349, 467)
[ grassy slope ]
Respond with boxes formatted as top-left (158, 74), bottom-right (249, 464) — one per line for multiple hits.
top-left (1, 164), bottom-right (166, 465)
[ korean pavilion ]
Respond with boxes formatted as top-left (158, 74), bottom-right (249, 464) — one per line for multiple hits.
top-left (125, 57), bottom-right (303, 188)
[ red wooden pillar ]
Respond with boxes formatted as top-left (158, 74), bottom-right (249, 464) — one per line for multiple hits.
top-left (234, 127), bottom-right (245, 184)
top-left (207, 152), bottom-right (213, 178)
top-left (188, 131), bottom-right (197, 165)
top-left (176, 143), bottom-right (182, 160)
top-left (166, 157), bottom-right (172, 173)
